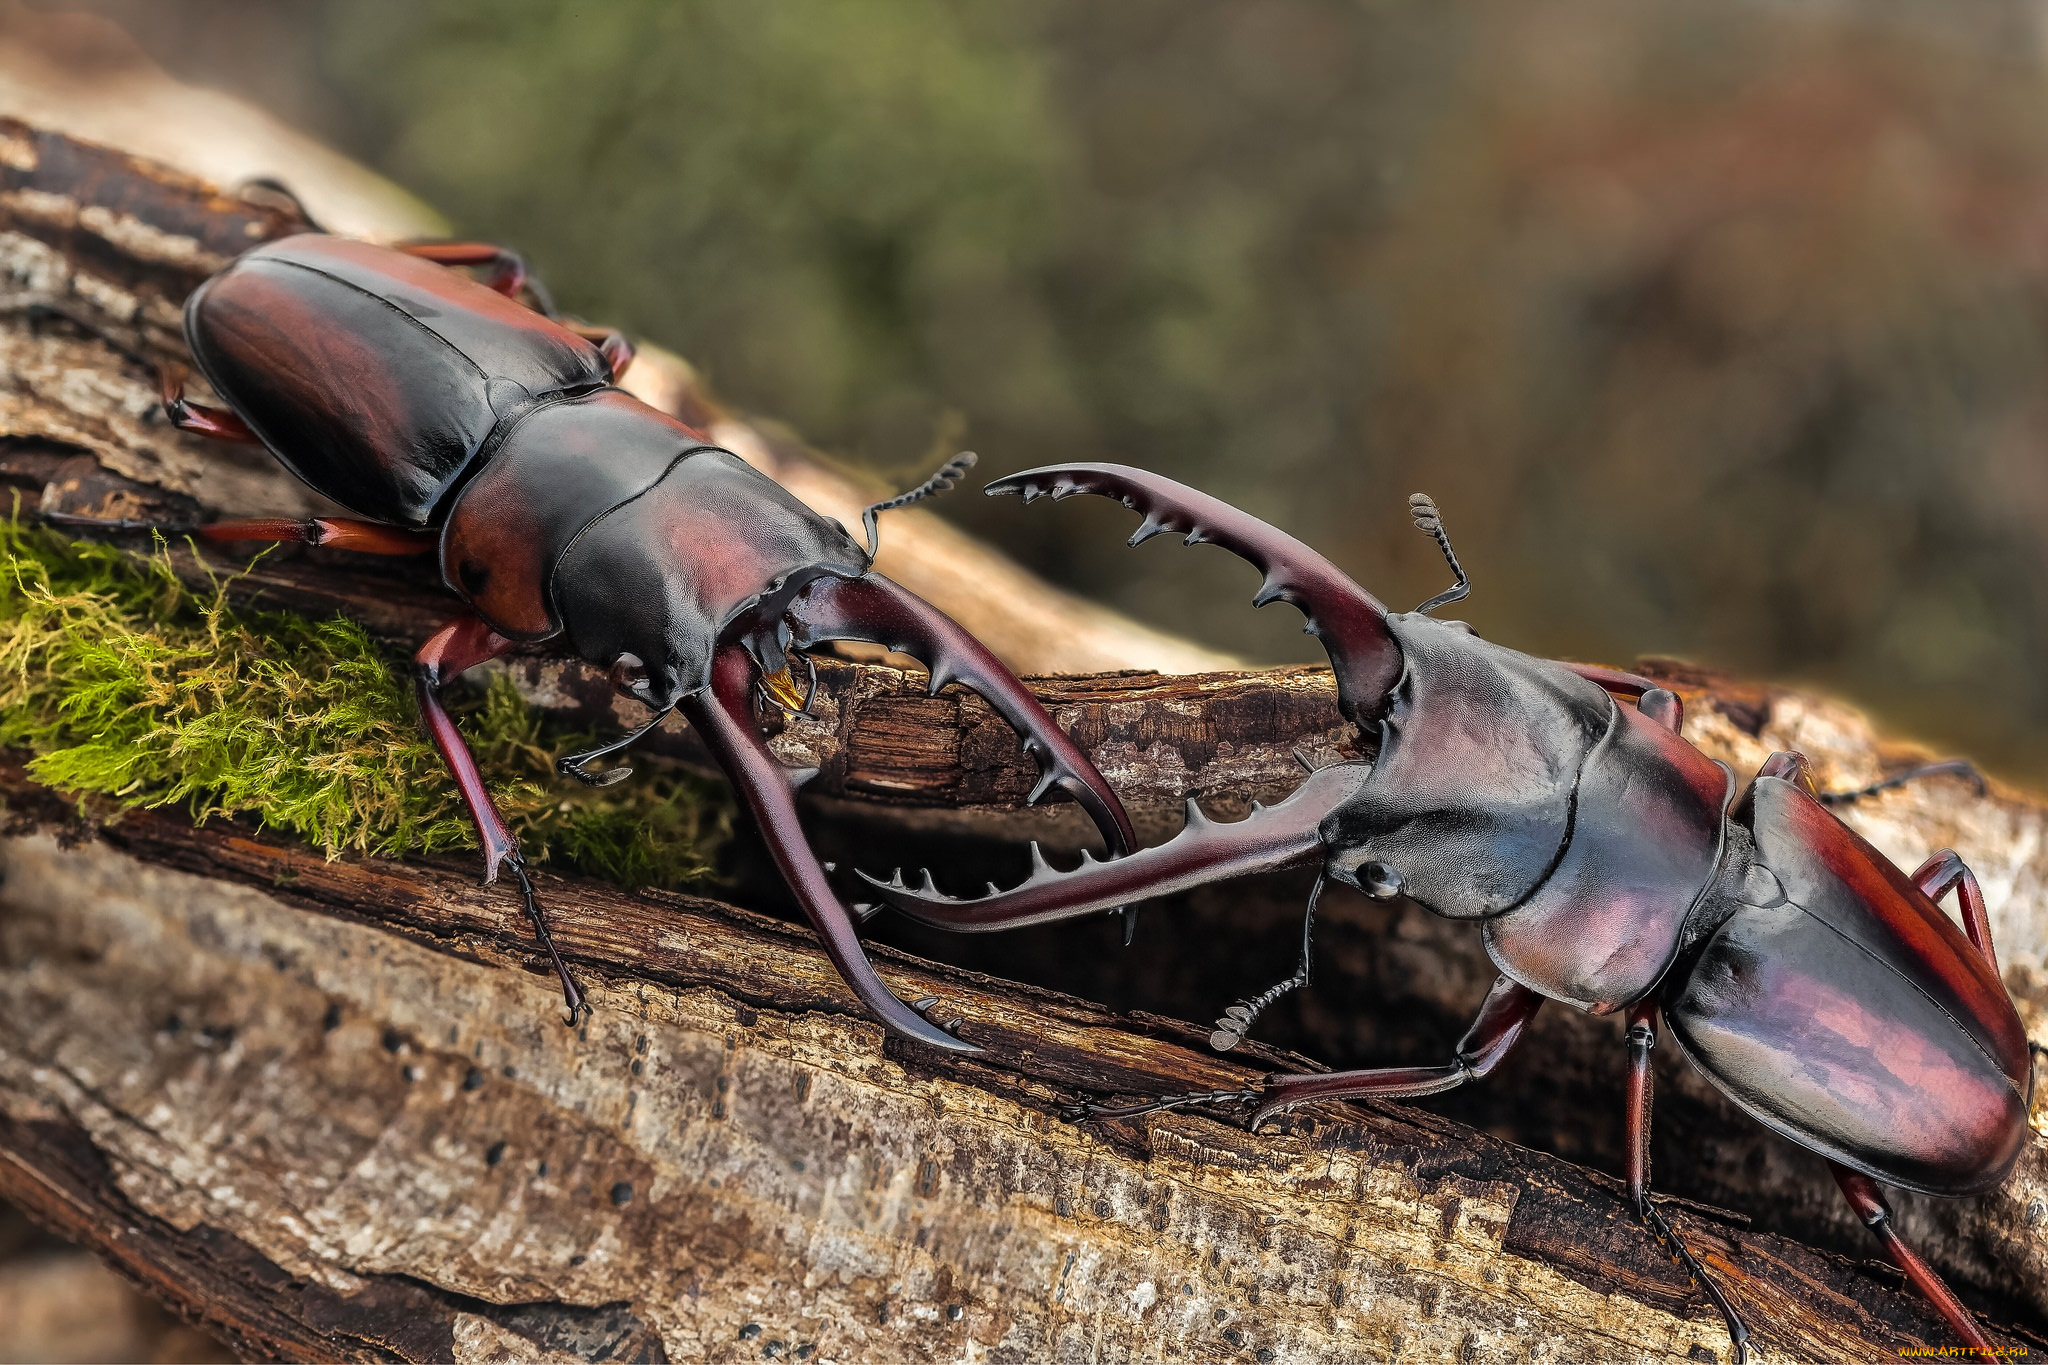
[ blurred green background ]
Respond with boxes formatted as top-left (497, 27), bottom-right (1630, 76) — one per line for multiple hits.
top-left (60, 0), bottom-right (2048, 781)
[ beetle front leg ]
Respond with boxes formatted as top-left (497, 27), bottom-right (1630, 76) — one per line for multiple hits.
top-left (679, 642), bottom-right (978, 1055)
top-left (416, 616), bottom-right (586, 1025)
top-left (1624, 1002), bottom-right (1751, 1364)
top-left (1831, 1165), bottom-right (1998, 1359)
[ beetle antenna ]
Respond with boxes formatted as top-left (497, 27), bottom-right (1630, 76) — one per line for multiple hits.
top-left (1209, 875), bottom-right (1323, 1052)
top-left (1408, 493), bottom-right (1470, 615)
top-left (860, 451), bottom-right (978, 557)
top-left (558, 704), bottom-right (676, 787)
top-left (1818, 758), bottom-right (1986, 806)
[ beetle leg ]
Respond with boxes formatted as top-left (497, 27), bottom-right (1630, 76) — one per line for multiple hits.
top-left (1756, 749), bottom-right (1817, 794)
top-left (158, 366), bottom-right (258, 443)
top-left (858, 762), bottom-right (1365, 933)
top-left (1624, 1002), bottom-right (1752, 1365)
top-left (396, 241), bottom-right (535, 304)
top-left (1909, 850), bottom-right (2000, 973)
top-left (678, 642), bottom-right (979, 1055)
top-left (393, 245), bottom-right (632, 379)
top-left (563, 323), bottom-right (636, 383)
top-left (416, 617), bottom-right (586, 1026)
top-left (986, 463), bottom-right (1401, 727)
top-left (1066, 975), bottom-right (1541, 1123)
top-left (1246, 975), bottom-right (1541, 1125)
top-left (42, 512), bottom-right (439, 556)
top-left (196, 518), bottom-right (439, 553)
top-left (1563, 663), bottom-right (1685, 733)
top-left (788, 573), bottom-right (1137, 863)
top-left (1832, 1165), bottom-right (1998, 1358)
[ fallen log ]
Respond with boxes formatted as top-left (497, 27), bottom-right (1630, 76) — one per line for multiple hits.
top-left (0, 117), bottom-right (2042, 1363)
top-left (0, 761), bottom-right (2039, 1365)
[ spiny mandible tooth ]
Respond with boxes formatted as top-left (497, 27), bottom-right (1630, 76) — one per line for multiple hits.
top-left (926, 666), bottom-right (957, 696)
top-left (1028, 842), bottom-right (1052, 873)
top-left (786, 765), bottom-right (820, 790)
top-left (1182, 796), bottom-right (1211, 828)
top-left (1029, 770), bottom-right (1059, 804)
top-left (1021, 485), bottom-right (1044, 503)
top-left (1129, 514), bottom-right (1170, 547)
top-left (985, 881), bottom-right (1002, 896)
top-left (1249, 799), bottom-right (1267, 814)
top-left (1251, 576), bottom-right (1288, 608)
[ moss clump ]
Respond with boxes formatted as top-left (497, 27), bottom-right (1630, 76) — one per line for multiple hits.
top-left (0, 519), bottom-right (728, 888)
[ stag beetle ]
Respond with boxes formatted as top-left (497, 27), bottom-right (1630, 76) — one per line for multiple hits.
top-left (92, 233), bottom-right (1136, 1054)
top-left (858, 464), bottom-right (2032, 1358)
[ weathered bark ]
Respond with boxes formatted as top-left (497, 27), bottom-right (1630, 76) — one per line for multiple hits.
top-left (0, 118), bottom-right (2044, 1364)
top-left (0, 762), bottom-right (2039, 1365)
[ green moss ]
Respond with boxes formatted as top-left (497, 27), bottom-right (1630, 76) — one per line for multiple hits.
top-left (0, 518), bottom-right (728, 889)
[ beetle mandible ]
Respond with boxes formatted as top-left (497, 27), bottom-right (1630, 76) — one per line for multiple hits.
top-left (124, 233), bottom-right (1137, 1054)
top-left (858, 463), bottom-right (2034, 1358)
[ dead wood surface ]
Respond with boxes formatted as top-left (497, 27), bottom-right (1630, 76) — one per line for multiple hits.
top-left (0, 118), bottom-right (2045, 1364)
top-left (0, 760), bottom-right (2039, 1365)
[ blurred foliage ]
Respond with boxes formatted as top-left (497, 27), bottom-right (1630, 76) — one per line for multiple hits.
top-left (63, 0), bottom-right (2048, 781)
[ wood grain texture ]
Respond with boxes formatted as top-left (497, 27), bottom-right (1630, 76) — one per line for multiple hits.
top-left (0, 767), bottom-right (2037, 1364)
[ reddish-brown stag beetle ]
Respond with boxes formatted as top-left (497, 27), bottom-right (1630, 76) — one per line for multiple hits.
top-left (859, 464), bottom-right (2034, 1358)
top-left (79, 234), bottom-right (1136, 1054)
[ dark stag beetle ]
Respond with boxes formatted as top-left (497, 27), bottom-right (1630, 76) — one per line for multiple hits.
top-left (81, 233), bottom-right (1136, 1054)
top-left (857, 464), bottom-right (2033, 1358)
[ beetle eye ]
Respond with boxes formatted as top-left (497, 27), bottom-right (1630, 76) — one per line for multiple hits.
top-left (609, 652), bottom-right (652, 697)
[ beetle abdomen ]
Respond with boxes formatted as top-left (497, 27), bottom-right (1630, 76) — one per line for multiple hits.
top-left (1666, 778), bottom-right (2031, 1194)
top-left (185, 235), bottom-right (608, 525)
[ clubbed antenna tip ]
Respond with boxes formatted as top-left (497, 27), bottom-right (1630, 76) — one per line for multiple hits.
top-left (861, 451), bottom-right (979, 556)
top-left (1408, 492), bottom-right (1470, 616)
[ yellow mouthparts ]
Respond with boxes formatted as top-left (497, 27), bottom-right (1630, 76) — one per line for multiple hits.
top-left (760, 664), bottom-right (808, 712)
